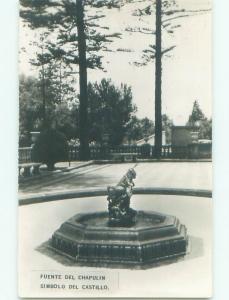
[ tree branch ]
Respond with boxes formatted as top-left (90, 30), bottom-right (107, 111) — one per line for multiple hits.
top-left (125, 26), bottom-right (155, 35)
top-left (163, 9), bottom-right (211, 23)
top-left (161, 45), bottom-right (176, 55)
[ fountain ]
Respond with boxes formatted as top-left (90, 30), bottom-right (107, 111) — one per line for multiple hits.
top-left (51, 168), bottom-right (188, 267)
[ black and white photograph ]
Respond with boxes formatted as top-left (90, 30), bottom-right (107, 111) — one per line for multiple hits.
top-left (18, 0), bottom-right (212, 298)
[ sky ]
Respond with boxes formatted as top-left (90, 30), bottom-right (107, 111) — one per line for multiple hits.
top-left (19, 0), bottom-right (212, 125)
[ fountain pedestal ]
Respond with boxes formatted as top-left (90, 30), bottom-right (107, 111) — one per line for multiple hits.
top-left (51, 210), bottom-right (188, 267)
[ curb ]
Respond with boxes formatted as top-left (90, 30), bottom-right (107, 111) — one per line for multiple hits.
top-left (19, 161), bottom-right (94, 184)
top-left (19, 187), bottom-right (212, 206)
top-left (61, 160), bottom-right (94, 172)
top-left (95, 159), bottom-right (212, 164)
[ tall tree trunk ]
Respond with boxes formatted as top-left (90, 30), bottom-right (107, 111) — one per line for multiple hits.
top-left (154, 0), bottom-right (162, 158)
top-left (41, 63), bottom-right (47, 129)
top-left (76, 0), bottom-right (90, 161)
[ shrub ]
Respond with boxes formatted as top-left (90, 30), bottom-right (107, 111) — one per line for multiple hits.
top-left (31, 129), bottom-right (69, 170)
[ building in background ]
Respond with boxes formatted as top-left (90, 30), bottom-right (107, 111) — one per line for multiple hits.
top-left (136, 131), bottom-right (166, 146)
top-left (171, 126), bottom-right (199, 147)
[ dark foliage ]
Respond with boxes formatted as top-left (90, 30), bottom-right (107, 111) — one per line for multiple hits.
top-left (31, 129), bottom-right (69, 170)
top-left (186, 100), bottom-right (212, 140)
top-left (88, 79), bottom-right (136, 146)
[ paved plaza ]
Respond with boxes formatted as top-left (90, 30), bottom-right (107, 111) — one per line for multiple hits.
top-left (19, 161), bottom-right (212, 197)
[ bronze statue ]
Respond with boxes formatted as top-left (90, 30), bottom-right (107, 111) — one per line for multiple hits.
top-left (107, 168), bottom-right (137, 226)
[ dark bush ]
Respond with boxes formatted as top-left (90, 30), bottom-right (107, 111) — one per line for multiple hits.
top-left (31, 129), bottom-right (69, 170)
top-left (140, 143), bottom-right (151, 158)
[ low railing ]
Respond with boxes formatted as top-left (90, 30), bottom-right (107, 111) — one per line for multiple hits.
top-left (19, 143), bottom-right (212, 163)
top-left (161, 145), bottom-right (172, 158)
top-left (69, 145), bottom-right (154, 160)
top-left (69, 145), bottom-right (145, 161)
top-left (19, 187), bottom-right (212, 206)
top-left (19, 147), bottom-right (32, 164)
top-left (68, 144), bottom-right (211, 160)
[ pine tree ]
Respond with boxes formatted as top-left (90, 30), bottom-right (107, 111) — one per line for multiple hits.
top-left (187, 100), bottom-right (212, 140)
top-left (125, 0), bottom-right (210, 157)
top-left (187, 100), bottom-right (206, 126)
top-left (27, 32), bottom-right (75, 128)
top-left (20, 0), bottom-right (121, 160)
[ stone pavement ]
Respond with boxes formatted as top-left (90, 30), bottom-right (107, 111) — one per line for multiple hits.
top-left (19, 161), bottom-right (212, 197)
